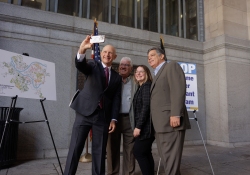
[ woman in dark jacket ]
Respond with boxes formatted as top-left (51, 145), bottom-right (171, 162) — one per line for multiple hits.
top-left (133, 65), bottom-right (155, 175)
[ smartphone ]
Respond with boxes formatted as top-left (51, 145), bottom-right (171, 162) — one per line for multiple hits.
top-left (90, 35), bottom-right (105, 43)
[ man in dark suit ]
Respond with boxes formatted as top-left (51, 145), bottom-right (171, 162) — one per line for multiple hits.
top-left (148, 47), bottom-right (191, 175)
top-left (64, 35), bottom-right (121, 175)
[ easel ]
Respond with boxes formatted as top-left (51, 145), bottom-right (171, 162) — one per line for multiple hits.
top-left (0, 95), bottom-right (63, 174)
top-left (156, 110), bottom-right (215, 175)
top-left (189, 110), bottom-right (215, 175)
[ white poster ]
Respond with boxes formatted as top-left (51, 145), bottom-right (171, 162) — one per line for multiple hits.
top-left (0, 49), bottom-right (56, 101)
top-left (178, 62), bottom-right (198, 111)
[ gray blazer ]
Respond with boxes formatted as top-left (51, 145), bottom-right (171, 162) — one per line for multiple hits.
top-left (150, 61), bottom-right (191, 133)
top-left (129, 77), bottom-right (137, 130)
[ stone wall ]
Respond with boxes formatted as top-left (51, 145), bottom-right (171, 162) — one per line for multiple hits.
top-left (203, 0), bottom-right (250, 147)
top-left (1, 2), bottom-right (204, 159)
top-left (204, 0), bottom-right (250, 40)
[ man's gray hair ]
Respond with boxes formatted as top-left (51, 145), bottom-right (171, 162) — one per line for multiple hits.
top-left (147, 47), bottom-right (166, 60)
top-left (120, 57), bottom-right (133, 67)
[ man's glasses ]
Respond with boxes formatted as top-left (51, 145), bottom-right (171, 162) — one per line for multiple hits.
top-left (120, 63), bottom-right (130, 67)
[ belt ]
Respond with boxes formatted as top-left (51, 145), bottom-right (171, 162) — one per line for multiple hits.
top-left (120, 113), bottom-right (129, 117)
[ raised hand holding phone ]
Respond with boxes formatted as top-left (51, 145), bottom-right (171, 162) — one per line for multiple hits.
top-left (90, 35), bottom-right (105, 44)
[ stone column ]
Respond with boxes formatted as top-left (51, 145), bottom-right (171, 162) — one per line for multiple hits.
top-left (204, 0), bottom-right (250, 147)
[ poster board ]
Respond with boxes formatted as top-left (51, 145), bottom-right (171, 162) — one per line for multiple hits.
top-left (0, 49), bottom-right (56, 101)
top-left (178, 62), bottom-right (198, 111)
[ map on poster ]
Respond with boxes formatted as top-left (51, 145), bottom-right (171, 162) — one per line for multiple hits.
top-left (178, 62), bottom-right (198, 111)
top-left (0, 49), bottom-right (56, 101)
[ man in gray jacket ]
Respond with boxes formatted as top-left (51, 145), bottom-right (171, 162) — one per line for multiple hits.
top-left (148, 47), bottom-right (191, 175)
top-left (107, 57), bottom-right (136, 175)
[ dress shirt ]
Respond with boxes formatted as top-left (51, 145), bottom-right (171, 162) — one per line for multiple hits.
top-left (154, 61), bottom-right (166, 76)
top-left (77, 52), bottom-right (85, 61)
top-left (120, 76), bottom-right (132, 114)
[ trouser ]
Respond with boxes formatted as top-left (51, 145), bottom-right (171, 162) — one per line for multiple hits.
top-left (64, 109), bottom-right (109, 175)
top-left (107, 114), bottom-right (135, 175)
top-left (133, 136), bottom-right (155, 175)
top-left (155, 130), bottom-right (185, 175)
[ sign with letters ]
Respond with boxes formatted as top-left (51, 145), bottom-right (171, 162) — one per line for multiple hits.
top-left (178, 62), bottom-right (198, 111)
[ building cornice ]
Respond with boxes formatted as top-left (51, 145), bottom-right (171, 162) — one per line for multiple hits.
top-left (203, 34), bottom-right (250, 54)
top-left (0, 13), bottom-right (203, 55)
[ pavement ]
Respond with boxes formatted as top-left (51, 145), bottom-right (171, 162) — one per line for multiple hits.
top-left (0, 144), bottom-right (250, 175)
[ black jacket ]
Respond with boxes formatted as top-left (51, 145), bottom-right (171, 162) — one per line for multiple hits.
top-left (70, 56), bottom-right (121, 122)
top-left (133, 81), bottom-right (154, 140)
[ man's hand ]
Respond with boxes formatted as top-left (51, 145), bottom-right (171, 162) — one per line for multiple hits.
top-left (108, 120), bottom-right (116, 133)
top-left (170, 116), bottom-right (180, 128)
top-left (78, 35), bottom-right (93, 54)
top-left (133, 128), bottom-right (141, 137)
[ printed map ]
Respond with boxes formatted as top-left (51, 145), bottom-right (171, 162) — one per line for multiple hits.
top-left (0, 49), bottom-right (56, 101)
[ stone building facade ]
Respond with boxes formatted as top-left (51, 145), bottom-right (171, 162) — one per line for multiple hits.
top-left (0, 0), bottom-right (250, 160)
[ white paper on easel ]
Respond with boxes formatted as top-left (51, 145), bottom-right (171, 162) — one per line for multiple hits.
top-left (178, 62), bottom-right (198, 111)
top-left (0, 49), bottom-right (57, 101)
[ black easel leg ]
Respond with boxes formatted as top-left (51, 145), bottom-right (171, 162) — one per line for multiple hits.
top-left (40, 98), bottom-right (64, 175)
top-left (192, 110), bottom-right (215, 175)
top-left (0, 95), bottom-right (18, 149)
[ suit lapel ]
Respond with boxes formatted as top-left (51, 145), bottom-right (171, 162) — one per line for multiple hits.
top-left (150, 62), bottom-right (167, 92)
top-left (106, 68), bottom-right (115, 90)
top-left (130, 79), bottom-right (137, 104)
top-left (97, 62), bottom-right (106, 90)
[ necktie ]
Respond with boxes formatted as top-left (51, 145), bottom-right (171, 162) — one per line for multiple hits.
top-left (99, 67), bottom-right (109, 109)
top-left (104, 67), bottom-right (109, 87)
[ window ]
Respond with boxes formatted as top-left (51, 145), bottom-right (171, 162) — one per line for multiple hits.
top-left (139, 0), bottom-right (157, 32)
top-left (162, 0), bottom-right (179, 36)
top-left (89, 0), bottom-right (109, 22)
top-left (58, 0), bottom-right (79, 16)
top-left (8, 0), bottom-right (199, 41)
top-left (118, 0), bottom-right (134, 27)
top-left (22, 0), bottom-right (46, 10)
top-left (111, 0), bottom-right (116, 24)
top-left (186, 0), bottom-right (198, 40)
top-left (48, 0), bottom-right (56, 12)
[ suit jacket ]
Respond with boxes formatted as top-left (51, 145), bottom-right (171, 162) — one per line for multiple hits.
top-left (150, 61), bottom-right (191, 133)
top-left (70, 56), bottom-right (121, 122)
top-left (133, 81), bottom-right (154, 140)
top-left (128, 77), bottom-right (138, 130)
